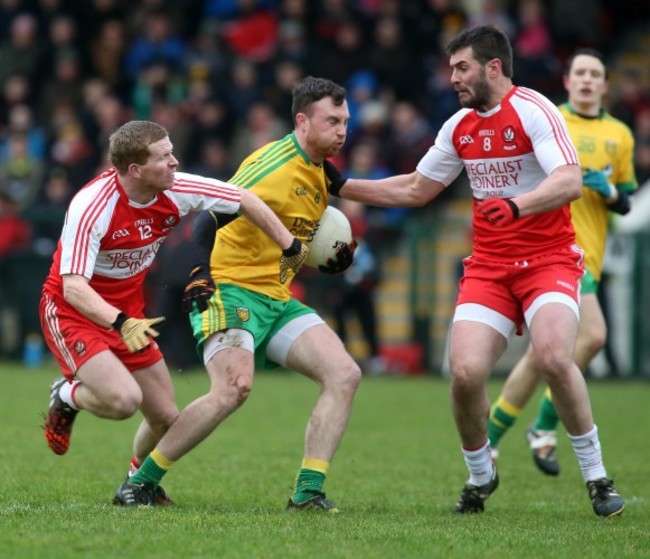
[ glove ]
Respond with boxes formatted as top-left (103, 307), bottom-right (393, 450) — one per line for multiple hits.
top-left (319, 239), bottom-right (357, 274)
top-left (279, 238), bottom-right (309, 284)
top-left (182, 265), bottom-right (215, 313)
top-left (112, 313), bottom-right (165, 353)
top-left (323, 160), bottom-right (347, 196)
top-left (479, 198), bottom-right (519, 227)
top-left (583, 169), bottom-right (616, 199)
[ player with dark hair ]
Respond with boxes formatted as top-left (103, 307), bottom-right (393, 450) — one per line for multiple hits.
top-left (119, 77), bottom-right (360, 511)
top-left (325, 27), bottom-right (625, 517)
top-left (488, 48), bottom-right (637, 476)
top-left (41, 120), bottom-right (307, 503)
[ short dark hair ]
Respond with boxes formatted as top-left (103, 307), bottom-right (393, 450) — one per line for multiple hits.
top-left (564, 48), bottom-right (608, 80)
top-left (291, 76), bottom-right (347, 121)
top-left (446, 25), bottom-right (513, 78)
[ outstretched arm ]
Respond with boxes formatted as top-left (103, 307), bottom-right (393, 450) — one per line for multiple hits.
top-left (324, 161), bottom-right (446, 207)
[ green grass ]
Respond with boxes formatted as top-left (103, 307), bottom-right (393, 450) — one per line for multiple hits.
top-left (0, 362), bottom-right (648, 559)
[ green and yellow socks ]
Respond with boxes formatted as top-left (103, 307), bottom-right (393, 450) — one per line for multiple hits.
top-left (534, 388), bottom-right (560, 431)
top-left (488, 396), bottom-right (523, 449)
top-left (129, 448), bottom-right (174, 486)
top-left (290, 458), bottom-right (329, 504)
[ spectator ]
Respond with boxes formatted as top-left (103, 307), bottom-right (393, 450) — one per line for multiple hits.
top-left (187, 138), bottom-right (234, 180)
top-left (185, 95), bottom-right (235, 168)
top-left (224, 58), bottom-right (264, 122)
top-left (2, 103), bottom-right (46, 160)
top-left (0, 190), bottom-right (31, 257)
top-left (47, 100), bottom-right (96, 186)
top-left (1, 73), bottom-right (33, 123)
top-left (89, 19), bottom-right (128, 94)
top-left (0, 131), bottom-right (45, 210)
top-left (369, 16), bottom-right (419, 102)
top-left (634, 107), bottom-right (650, 184)
top-left (230, 101), bottom-right (289, 166)
top-left (311, 19), bottom-right (368, 86)
top-left (124, 9), bottom-right (187, 81)
top-left (513, 0), bottom-right (559, 92)
top-left (265, 59), bottom-right (305, 128)
top-left (385, 101), bottom-right (436, 176)
top-left (0, 13), bottom-right (43, 90)
top-left (38, 49), bottom-right (85, 125)
top-left (131, 61), bottom-right (186, 121)
top-left (327, 199), bottom-right (385, 375)
top-left (22, 166), bottom-right (72, 256)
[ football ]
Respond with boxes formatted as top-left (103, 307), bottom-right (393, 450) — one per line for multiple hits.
top-left (304, 206), bottom-right (353, 268)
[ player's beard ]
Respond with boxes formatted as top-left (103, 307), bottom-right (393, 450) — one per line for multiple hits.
top-left (460, 67), bottom-right (491, 111)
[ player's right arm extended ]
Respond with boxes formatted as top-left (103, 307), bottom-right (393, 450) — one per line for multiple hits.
top-left (62, 274), bottom-right (164, 352)
top-left (339, 170), bottom-right (446, 208)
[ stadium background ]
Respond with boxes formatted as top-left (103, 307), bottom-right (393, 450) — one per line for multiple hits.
top-left (0, 0), bottom-right (649, 376)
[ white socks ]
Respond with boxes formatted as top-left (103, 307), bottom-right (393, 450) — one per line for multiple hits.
top-left (568, 425), bottom-right (607, 482)
top-left (59, 380), bottom-right (81, 410)
top-left (462, 441), bottom-right (495, 486)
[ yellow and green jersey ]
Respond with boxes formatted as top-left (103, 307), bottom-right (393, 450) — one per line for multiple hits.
top-left (560, 103), bottom-right (637, 281)
top-left (210, 132), bottom-right (329, 301)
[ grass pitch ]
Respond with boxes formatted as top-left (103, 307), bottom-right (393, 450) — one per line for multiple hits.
top-left (0, 362), bottom-right (648, 559)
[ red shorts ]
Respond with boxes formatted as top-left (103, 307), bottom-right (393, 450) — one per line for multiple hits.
top-left (455, 245), bottom-right (584, 337)
top-left (40, 294), bottom-right (164, 380)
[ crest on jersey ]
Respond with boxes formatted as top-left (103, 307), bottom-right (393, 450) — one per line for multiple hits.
top-left (502, 126), bottom-right (516, 143)
top-left (605, 141), bottom-right (617, 157)
top-left (236, 306), bottom-right (250, 322)
top-left (163, 215), bottom-right (179, 228)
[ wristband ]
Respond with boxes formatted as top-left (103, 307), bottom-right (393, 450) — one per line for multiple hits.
top-left (282, 238), bottom-right (302, 257)
top-left (112, 312), bottom-right (128, 331)
top-left (506, 199), bottom-right (520, 219)
top-left (608, 191), bottom-right (631, 215)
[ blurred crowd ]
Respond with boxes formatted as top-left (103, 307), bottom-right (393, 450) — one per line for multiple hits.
top-left (1, 0), bottom-right (649, 364)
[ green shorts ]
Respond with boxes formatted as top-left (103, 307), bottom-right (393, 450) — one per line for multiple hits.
top-left (189, 282), bottom-right (316, 369)
top-left (580, 269), bottom-right (599, 295)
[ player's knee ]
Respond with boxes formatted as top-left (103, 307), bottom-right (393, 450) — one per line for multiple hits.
top-left (235, 380), bottom-right (252, 405)
top-left (217, 374), bottom-right (252, 409)
top-left (325, 359), bottom-right (362, 396)
top-left (583, 328), bottom-right (606, 357)
top-left (449, 356), bottom-right (485, 391)
top-left (148, 408), bottom-right (179, 434)
top-left (341, 360), bottom-right (362, 393)
top-left (534, 349), bottom-right (573, 380)
top-left (109, 392), bottom-right (142, 419)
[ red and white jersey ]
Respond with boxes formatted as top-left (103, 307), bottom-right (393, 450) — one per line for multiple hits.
top-left (42, 169), bottom-right (241, 317)
top-left (416, 86), bottom-right (579, 261)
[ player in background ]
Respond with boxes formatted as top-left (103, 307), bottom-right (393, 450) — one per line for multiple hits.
top-left (325, 26), bottom-right (625, 517)
top-left (41, 120), bottom-right (308, 504)
top-left (487, 49), bottom-right (637, 475)
top-left (120, 77), bottom-right (360, 511)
